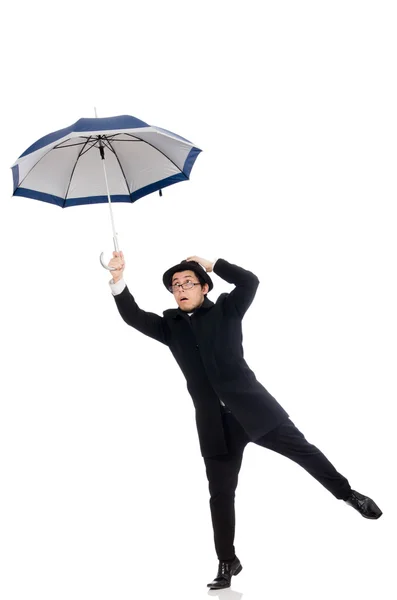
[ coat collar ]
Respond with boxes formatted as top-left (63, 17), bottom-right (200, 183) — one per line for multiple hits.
top-left (171, 295), bottom-right (214, 319)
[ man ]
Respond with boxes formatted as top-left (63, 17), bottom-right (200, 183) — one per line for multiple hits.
top-left (107, 251), bottom-right (382, 591)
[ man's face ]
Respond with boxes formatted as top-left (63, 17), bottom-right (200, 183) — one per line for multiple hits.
top-left (171, 270), bottom-right (209, 312)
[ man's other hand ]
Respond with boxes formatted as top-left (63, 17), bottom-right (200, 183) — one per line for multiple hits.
top-left (186, 256), bottom-right (214, 272)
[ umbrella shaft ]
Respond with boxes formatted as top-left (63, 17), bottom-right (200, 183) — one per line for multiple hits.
top-left (101, 159), bottom-right (119, 248)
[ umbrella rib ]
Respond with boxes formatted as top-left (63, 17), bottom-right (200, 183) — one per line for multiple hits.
top-left (79, 139), bottom-right (102, 157)
top-left (101, 133), bottom-right (140, 142)
top-left (104, 137), bottom-right (132, 198)
top-left (123, 133), bottom-right (185, 175)
top-left (54, 136), bottom-right (135, 149)
top-left (14, 143), bottom-right (69, 192)
top-left (54, 141), bottom-right (87, 149)
top-left (101, 139), bottom-right (116, 154)
top-left (77, 137), bottom-right (116, 157)
top-left (63, 137), bottom-right (93, 206)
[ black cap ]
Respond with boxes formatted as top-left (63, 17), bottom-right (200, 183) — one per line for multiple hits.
top-left (162, 260), bottom-right (213, 292)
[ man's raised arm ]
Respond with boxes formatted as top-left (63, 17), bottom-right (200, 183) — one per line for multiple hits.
top-left (185, 255), bottom-right (259, 318)
top-left (108, 251), bottom-right (169, 345)
top-left (213, 258), bottom-right (260, 318)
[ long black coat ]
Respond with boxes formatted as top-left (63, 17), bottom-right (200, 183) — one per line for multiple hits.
top-left (113, 258), bottom-right (289, 457)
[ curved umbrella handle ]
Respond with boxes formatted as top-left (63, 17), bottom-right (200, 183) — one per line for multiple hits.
top-left (99, 252), bottom-right (116, 271)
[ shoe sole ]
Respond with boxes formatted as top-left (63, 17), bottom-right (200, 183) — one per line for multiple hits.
top-left (347, 506), bottom-right (383, 519)
top-left (362, 512), bottom-right (383, 519)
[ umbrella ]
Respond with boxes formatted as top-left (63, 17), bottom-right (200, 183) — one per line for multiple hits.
top-left (11, 114), bottom-right (201, 269)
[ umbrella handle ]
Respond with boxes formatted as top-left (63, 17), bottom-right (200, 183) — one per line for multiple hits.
top-left (99, 252), bottom-right (117, 270)
top-left (100, 233), bottom-right (120, 270)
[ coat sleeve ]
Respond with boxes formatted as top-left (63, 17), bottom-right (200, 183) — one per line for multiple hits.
top-left (213, 258), bottom-right (260, 318)
top-left (113, 285), bottom-right (169, 345)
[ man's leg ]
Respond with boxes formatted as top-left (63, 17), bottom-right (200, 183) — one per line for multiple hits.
top-left (203, 410), bottom-right (249, 561)
top-left (254, 418), bottom-right (352, 499)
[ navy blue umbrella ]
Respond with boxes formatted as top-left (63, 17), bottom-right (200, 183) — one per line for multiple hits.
top-left (11, 114), bottom-right (202, 269)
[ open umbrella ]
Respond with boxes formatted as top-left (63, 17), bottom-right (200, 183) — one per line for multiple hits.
top-left (11, 114), bottom-right (201, 269)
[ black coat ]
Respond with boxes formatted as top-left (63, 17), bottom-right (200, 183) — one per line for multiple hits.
top-left (113, 258), bottom-right (289, 457)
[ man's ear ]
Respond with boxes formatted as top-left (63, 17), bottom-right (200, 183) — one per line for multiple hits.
top-left (203, 283), bottom-right (209, 295)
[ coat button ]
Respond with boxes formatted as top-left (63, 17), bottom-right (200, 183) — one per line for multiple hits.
top-left (195, 344), bottom-right (199, 349)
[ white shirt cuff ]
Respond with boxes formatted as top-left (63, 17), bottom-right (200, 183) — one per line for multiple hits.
top-left (109, 278), bottom-right (126, 296)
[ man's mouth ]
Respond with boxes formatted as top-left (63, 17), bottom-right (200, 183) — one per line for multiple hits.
top-left (180, 297), bottom-right (188, 302)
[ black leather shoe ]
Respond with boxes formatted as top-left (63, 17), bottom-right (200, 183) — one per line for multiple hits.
top-left (344, 490), bottom-right (382, 519)
top-left (207, 556), bottom-right (243, 590)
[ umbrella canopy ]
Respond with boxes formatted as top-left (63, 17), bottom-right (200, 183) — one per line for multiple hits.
top-left (11, 114), bottom-right (202, 207)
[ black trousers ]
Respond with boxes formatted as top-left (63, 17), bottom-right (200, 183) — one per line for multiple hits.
top-left (203, 406), bottom-right (352, 561)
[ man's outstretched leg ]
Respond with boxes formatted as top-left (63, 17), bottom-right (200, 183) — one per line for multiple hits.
top-left (254, 418), bottom-right (382, 519)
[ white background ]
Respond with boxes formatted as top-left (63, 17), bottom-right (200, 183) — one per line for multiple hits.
top-left (0, 2), bottom-right (396, 599)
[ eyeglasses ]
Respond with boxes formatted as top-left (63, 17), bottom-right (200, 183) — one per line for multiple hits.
top-left (169, 281), bottom-right (201, 293)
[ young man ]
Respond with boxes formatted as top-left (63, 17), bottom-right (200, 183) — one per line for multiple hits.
top-left (107, 251), bottom-right (382, 591)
